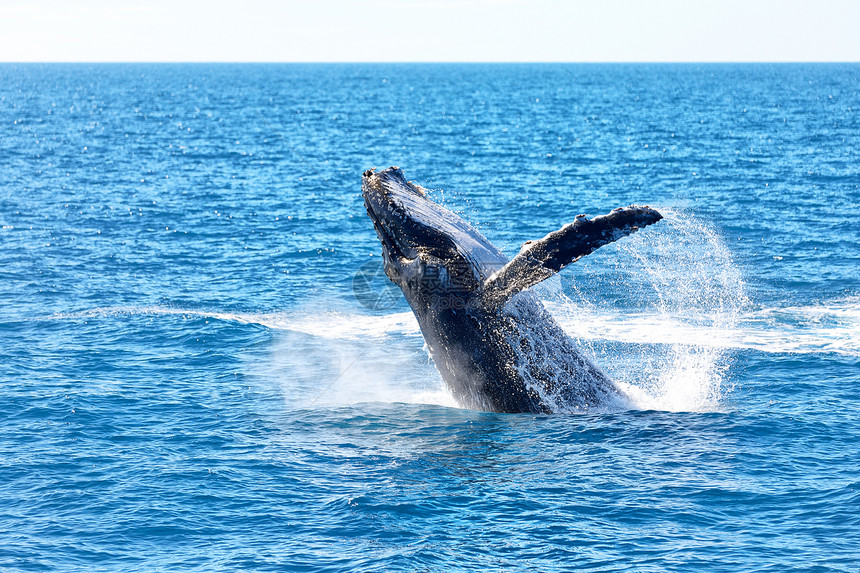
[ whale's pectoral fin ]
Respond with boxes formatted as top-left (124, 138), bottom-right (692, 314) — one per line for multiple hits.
top-left (481, 205), bottom-right (662, 307)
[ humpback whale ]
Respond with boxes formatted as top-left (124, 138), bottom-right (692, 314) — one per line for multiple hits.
top-left (362, 167), bottom-right (662, 413)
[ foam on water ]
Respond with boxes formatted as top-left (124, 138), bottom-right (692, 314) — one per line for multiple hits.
top-left (44, 211), bottom-right (857, 414)
top-left (264, 296), bottom-right (859, 409)
top-left (45, 296), bottom-right (855, 412)
top-left (257, 320), bottom-right (455, 410)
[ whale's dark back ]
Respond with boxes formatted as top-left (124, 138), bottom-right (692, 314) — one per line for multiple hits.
top-left (413, 287), bottom-right (620, 413)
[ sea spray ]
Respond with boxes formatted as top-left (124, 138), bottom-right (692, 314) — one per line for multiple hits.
top-left (555, 208), bottom-right (747, 412)
top-left (259, 308), bottom-right (452, 409)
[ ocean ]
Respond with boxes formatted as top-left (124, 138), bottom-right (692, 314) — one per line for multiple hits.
top-left (1, 63), bottom-right (858, 571)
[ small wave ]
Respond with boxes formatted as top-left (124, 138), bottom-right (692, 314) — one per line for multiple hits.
top-left (47, 305), bottom-right (268, 324)
top-left (272, 310), bottom-right (421, 340)
top-left (45, 294), bottom-right (859, 359)
top-left (550, 302), bottom-right (859, 357)
top-left (46, 305), bottom-right (423, 339)
top-left (41, 293), bottom-right (856, 414)
top-left (739, 297), bottom-right (860, 356)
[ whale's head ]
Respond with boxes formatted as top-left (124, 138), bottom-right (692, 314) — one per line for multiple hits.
top-left (362, 167), bottom-right (505, 307)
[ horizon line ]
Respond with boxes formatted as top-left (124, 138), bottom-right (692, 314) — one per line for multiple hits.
top-left (2, 60), bottom-right (859, 65)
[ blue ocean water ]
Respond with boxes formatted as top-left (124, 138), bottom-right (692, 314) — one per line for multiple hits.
top-left (1, 63), bottom-right (858, 571)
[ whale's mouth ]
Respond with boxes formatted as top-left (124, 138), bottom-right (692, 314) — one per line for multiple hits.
top-left (365, 198), bottom-right (411, 262)
top-left (362, 167), bottom-right (420, 262)
top-left (363, 167), bottom-right (473, 270)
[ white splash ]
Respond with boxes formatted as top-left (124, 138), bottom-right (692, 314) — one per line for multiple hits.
top-left (44, 214), bottom-right (857, 414)
top-left (555, 208), bottom-right (747, 412)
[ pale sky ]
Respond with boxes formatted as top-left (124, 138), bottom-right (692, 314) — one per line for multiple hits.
top-left (1, 0), bottom-right (858, 62)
